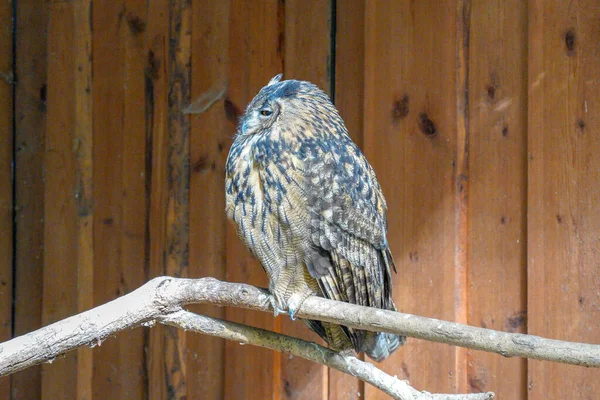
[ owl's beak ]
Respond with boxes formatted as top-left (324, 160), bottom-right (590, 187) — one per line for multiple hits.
top-left (241, 115), bottom-right (257, 136)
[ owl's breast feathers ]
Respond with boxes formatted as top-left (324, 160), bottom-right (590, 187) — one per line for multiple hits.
top-left (225, 129), bottom-right (309, 277)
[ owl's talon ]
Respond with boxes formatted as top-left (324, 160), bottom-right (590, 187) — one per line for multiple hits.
top-left (286, 293), bottom-right (308, 321)
top-left (274, 306), bottom-right (286, 317)
top-left (288, 307), bottom-right (297, 320)
top-left (268, 295), bottom-right (286, 317)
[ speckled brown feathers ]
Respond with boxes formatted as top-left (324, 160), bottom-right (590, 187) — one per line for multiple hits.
top-left (225, 74), bottom-right (404, 361)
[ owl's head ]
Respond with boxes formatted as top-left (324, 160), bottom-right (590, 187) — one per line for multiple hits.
top-left (237, 74), bottom-right (341, 138)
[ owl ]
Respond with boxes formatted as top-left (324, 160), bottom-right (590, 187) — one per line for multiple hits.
top-left (225, 74), bottom-right (403, 361)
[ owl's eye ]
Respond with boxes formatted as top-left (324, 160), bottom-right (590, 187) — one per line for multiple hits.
top-left (259, 108), bottom-right (273, 117)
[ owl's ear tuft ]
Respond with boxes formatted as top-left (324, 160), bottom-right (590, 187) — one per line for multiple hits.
top-left (267, 74), bottom-right (283, 86)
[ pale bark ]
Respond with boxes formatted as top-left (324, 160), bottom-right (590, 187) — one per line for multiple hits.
top-left (2, 276), bottom-right (599, 396)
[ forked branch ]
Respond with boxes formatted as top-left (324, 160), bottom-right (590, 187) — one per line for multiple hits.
top-left (1, 276), bottom-right (598, 397)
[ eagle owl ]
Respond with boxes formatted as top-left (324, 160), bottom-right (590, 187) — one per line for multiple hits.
top-left (225, 74), bottom-right (403, 361)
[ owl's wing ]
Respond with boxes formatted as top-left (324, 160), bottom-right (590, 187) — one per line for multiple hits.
top-left (300, 139), bottom-right (396, 314)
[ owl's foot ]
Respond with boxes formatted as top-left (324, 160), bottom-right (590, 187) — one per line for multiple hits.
top-left (268, 291), bottom-right (310, 320)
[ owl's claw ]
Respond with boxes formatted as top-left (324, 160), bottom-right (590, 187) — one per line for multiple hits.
top-left (288, 307), bottom-right (297, 320)
top-left (286, 293), bottom-right (307, 321)
top-left (268, 295), bottom-right (286, 317)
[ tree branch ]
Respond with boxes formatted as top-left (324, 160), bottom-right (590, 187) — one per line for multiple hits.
top-left (0, 277), bottom-right (489, 399)
top-left (1, 276), bottom-right (598, 396)
top-left (160, 310), bottom-right (493, 400)
top-left (159, 277), bottom-right (600, 367)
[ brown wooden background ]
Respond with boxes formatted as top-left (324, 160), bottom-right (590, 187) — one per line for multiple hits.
top-left (1, 0), bottom-right (599, 398)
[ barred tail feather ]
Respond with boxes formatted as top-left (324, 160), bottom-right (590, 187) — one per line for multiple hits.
top-left (363, 331), bottom-right (406, 362)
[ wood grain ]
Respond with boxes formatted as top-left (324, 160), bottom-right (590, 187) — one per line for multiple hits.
top-left (224, 1), bottom-right (283, 399)
top-left (90, 2), bottom-right (125, 397)
top-left (335, 0), bottom-right (365, 148)
top-left (116, 2), bottom-right (147, 395)
top-left (466, 1), bottom-right (528, 397)
top-left (162, 0), bottom-right (193, 397)
top-left (91, 0), bottom-right (146, 398)
top-left (11, 1), bottom-right (48, 398)
top-left (0, 0), bottom-right (13, 399)
top-left (144, 1), bottom-right (172, 397)
top-left (454, 0), bottom-right (469, 392)
top-left (187, 0), bottom-right (230, 398)
top-left (528, 0), bottom-right (600, 398)
top-left (73, 1), bottom-right (95, 398)
top-left (364, 1), bottom-right (460, 397)
top-left (42, 2), bottom-right (88, 398)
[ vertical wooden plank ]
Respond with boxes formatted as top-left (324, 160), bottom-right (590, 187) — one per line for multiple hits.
top-left (0, 0), bottom-right (13, 398)
top-left (187, 1), bottom-right (230, 398)
top-left (118, 3), bottom-right (148, 396)
top-left (143, 1), bottom-right (193, 397)
top-left (454, 0), bottom-right (469, 394)
top-left (225, 1), bottom-right (283, 399)
top-left (145, 0), bottom-right (171, 398)
top-left (42, 1), bottom-right (94, 398)
top-left (73, 1), bottom-right (94, 398)
top-left (284, 0), bottom-right (330, 88)
top-left (161, 1), bottom-right (193, 397)
top-left (335, 0), bottom-right (364, 147)
top-left (364, 0), bottom-right (459, 396)
top-left (91, 1), bottom-right (126, 397)
top-left (12, 1), bottom-right (48, 398)
top-left (330, 0), bottom-right (365, 397)
top-left (528, 0), bottom-right (600, 398)
top-left (467, 0), bottom-right (528, 397)
top-left (457, 0), bottom-right (477, 391)
top-left (92, 0), bottom-right (147, 398)
top-left (280, 1), bottom-right (330, 398)
top-left (115, 1), bottom-right (149, 398)
top-left (43, 3), bottom-right (76, 398)
top-left (165, 0), bottom-right (192, 281)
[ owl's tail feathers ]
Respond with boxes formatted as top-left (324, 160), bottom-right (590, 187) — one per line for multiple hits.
top-left (363, 331), bottom-right (406, 362)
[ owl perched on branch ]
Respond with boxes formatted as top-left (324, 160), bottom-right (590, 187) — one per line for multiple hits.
top-left (225, 75), bottom-right (404, 361)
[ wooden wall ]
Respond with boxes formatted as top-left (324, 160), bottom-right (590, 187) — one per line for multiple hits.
top-left (0, 1), bottom-right (14, 398)
top-left (1, 0), bottom-right (599, 398)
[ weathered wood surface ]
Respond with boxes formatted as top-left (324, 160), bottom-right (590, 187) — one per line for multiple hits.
top-left (11, 1), bottom-right (48, 398)
top-left (527, 0), bottom-right (600, 398)
top-left (187, 0), bottom-right (230, 398)
top-left (42, 2), bottom-right (93, 399)
top-left (92, 0), bottom-right (146, 398)
top-left (467, 1), bottom-right (528, 397)
top-left (0, 1), bottom-right (13, 399)
top-left (364, 1), bottom-right (461, 397)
